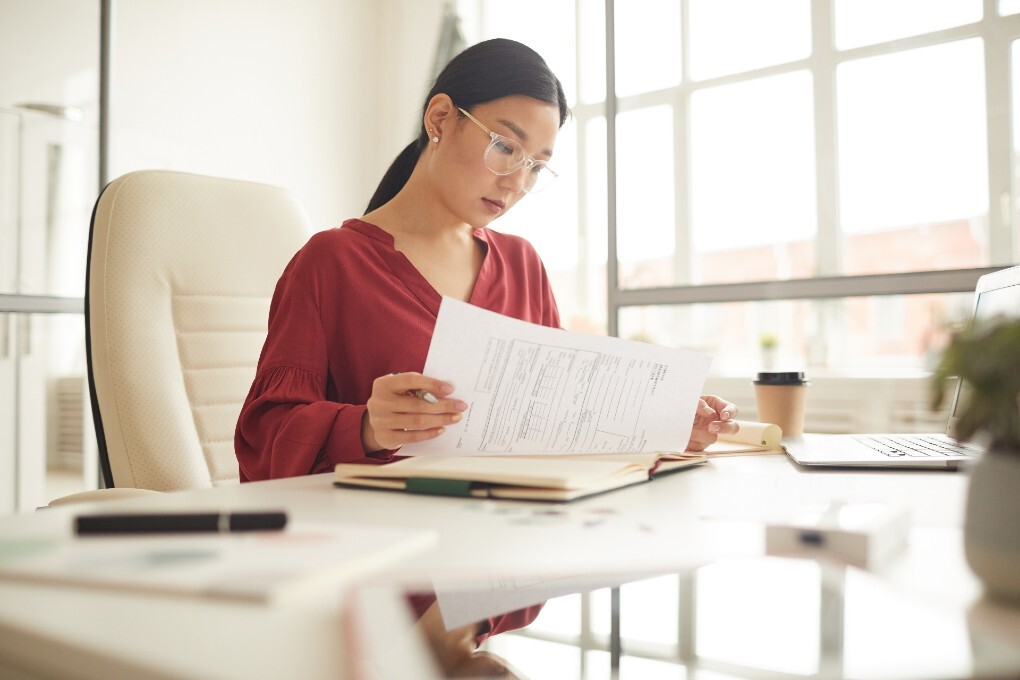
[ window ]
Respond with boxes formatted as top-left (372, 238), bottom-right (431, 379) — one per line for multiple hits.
top-left (1013, 40), bottom-right (1020, 250)
top-left (834, 0), bottom-right (982, 50)
top-left (837, 39), bottom-right (988, 275)
top-left (689, 0), bottom-right (811, 80)
top-left (617, 292), bottom-right (972, 376)
top-left (459, 0), bottom-right (1019, 380)
top-left (614, 0), bottom-right (681, 96)
top-left (690, 71), bottom-right (817, 286)
top-left (617, 105), bottom-right (676, 288)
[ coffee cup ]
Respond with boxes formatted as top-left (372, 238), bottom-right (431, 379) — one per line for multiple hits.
top-left (753, 371), bottom-right (809, 438)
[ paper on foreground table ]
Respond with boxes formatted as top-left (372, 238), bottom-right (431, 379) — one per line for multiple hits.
top-left (704, 420), bottom-right (784, 455)
top-left (0, 522), bottom-right (436, 604)
top-left (403, 297), bottom-right (713, 457)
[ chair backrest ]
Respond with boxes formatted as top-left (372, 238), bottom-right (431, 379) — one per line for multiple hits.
top-left (86, 170), bottom-right (312, 491)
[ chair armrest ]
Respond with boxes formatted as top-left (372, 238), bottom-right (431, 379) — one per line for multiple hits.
top-left (46, 488), bottom-right (165, 508)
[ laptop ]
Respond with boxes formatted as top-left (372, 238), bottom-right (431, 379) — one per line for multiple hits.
top-left (784, 264), bottom-right (1020, 470)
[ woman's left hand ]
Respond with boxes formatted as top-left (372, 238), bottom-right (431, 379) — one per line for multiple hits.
top-left (686, 395), bottom-right (739, 452)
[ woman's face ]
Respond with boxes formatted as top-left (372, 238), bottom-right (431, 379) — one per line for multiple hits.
top-left (430, 94), bottom-right (561, 228)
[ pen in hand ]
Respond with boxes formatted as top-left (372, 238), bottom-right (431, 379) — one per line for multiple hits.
top-left (389, 372), bottom-right (439, 404)
top-left (412, 388), bottom-right (439, 404)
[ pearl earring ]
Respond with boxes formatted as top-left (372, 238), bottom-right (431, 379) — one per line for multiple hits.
top-left (432, 135), bottom-right (440, 143)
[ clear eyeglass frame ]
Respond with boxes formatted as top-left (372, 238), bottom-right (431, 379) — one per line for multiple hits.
top-left (456, 106), bottom-right (558, 193)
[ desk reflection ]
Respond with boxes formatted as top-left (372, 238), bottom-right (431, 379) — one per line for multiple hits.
top-left (417, 557), bottom-right (1020, 680)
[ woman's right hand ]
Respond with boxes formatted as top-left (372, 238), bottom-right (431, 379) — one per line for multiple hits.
top-left (361, 372), bottom-right (468, 452)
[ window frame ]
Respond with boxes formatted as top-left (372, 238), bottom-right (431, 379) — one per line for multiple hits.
top-left (601, 0), bottom-right (1017, 337)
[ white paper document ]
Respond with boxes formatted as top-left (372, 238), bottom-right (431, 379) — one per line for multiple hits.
top-left (0, 522), bottom-right (436, 604)
top-left (402, 297), bottom-right (713, 456)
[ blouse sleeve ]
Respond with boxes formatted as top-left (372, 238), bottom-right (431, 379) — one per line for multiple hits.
top-left (478, 604), bottom-right (545, 645)
top-left (407, 593), bottom-right (544, 647)
top-left (234, 243), bottom-right (391, 482)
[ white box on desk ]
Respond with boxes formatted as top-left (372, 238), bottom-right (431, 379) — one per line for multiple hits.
top-left (765, 502), bottom-right (910, 569)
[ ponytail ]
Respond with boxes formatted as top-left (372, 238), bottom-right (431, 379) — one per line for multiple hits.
top-left (365, 138), bottom-right (426, 213)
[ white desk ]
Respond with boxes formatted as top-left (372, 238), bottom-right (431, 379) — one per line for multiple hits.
top-left (1, 455), bottom-right (1018, 679)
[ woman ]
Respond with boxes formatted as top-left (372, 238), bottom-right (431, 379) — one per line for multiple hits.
top-left (235, 37), bottom-right (736, 666)
top-left (236, 38), bottom-right (735, 479)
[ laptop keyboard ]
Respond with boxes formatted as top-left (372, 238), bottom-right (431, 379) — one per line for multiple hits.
top-left (853, 434), bottom-right (980, 458)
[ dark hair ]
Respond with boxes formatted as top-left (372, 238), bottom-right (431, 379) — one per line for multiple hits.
top-left (365, 38), bottom-right (569, 213)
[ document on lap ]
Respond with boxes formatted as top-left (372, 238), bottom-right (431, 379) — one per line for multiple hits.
top-left (401, 297), bottom-right (713, 456)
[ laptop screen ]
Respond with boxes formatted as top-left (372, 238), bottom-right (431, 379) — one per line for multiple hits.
top-left (973, 270), bottom-right (1020, 321)
top-left (947, 265), bottom-right (1020, 435)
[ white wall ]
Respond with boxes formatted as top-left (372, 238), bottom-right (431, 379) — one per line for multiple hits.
top-left (111, 0), bottom-right (446, 230)
top-left (373, 0), bottom-right (447, 201)
top-left (1, 0), bottom-right (449, 233)
top-left (0, 0), bottom-right (100, 121)
top-left (111, 0), bottom-right (363, 229)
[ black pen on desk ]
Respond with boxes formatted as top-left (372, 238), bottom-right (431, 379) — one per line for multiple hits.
top-left (74, 511), bottom-right (288, 536)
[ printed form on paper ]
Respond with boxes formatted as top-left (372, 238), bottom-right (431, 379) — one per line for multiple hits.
top-left (400, 298), bottom-right (713, 456)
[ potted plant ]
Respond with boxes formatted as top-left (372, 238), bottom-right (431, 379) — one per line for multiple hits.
top-left (932, 317), bottom-right (1020, 603)
top-left (759, 332), bottom-right (779, 371)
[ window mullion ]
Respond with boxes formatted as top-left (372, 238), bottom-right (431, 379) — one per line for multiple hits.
top-left (574, 0), bottom-right (591, 330)
top-left (985, 3), bottom-right (1016, 264)
top-left (675, 0), bottom-right (692, 288)
top-left (605, 0), bottom-right (620, 337)
top-left (813, 0), bottom-right (841, 277)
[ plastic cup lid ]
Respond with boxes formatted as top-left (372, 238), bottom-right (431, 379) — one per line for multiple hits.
top-left (753, 371), bottom-right (809, 385)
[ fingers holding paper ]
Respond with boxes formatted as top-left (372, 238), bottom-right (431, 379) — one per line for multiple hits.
top-left (686, 395), bottom-right (739, 452)
top-left (362, 372), bottom-right (468, 452)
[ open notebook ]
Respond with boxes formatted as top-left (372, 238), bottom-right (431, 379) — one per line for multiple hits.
top-left (335, 451), bottom-right (707, 502)
top-left (334, 420), bottom-right (782, 502)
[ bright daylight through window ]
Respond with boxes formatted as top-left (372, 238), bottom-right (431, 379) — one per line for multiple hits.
top-left (456, 0), bottom-right (1017, 378)
top-left (455, 1), bottom-right (1018, 673)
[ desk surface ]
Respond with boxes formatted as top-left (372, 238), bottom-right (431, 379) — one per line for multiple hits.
top-left (1, 454), bottom-right (1018, 679)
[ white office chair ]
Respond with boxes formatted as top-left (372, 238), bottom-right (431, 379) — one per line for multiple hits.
top-left (52, 170), bottom-right (312, 504)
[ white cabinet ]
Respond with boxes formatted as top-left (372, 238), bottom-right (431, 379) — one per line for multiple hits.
top-left (0, 314), bottom-right (15, 511)
top-left (1, 106), bottom-right (99, 511)
top-left (0, 311), bottom-right (96, 514)
top-left (0, 111), bottom-right (17, 293)
top-left (0, 312), bottom-right (50, 512)
top-left (0, 110), bottom-right (98, 510)
top-left (1, 1), bottom-right (101, 513)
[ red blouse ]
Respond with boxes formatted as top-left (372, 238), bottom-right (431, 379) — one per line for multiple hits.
top-left (235, 218), bottom-right (561, 482)
top-left (235, 219), bottom-right (559, 643)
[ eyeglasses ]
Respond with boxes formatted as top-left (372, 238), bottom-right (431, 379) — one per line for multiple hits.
top-left (457, 107), bottom-right (558, 194)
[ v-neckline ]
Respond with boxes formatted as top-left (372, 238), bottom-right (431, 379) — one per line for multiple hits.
top-left (345, 218), bottom-right (491, 316)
